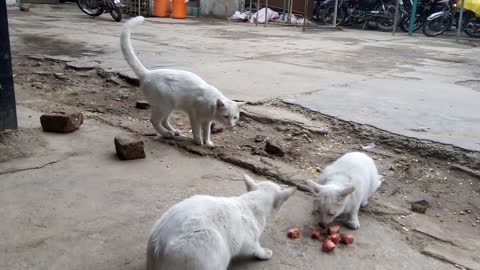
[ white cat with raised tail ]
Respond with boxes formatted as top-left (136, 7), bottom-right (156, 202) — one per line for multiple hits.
top-left (146, 174), bottom-right (296, 270)
top-left (306, 152), bottom-right (382, 229)
top-left (120, 16), bottom-right (243, 147)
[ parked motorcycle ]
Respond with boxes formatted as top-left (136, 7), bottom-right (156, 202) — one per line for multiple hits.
top-left (399, 0), bottom-right (445, 32)
top-left (77, 0), bottom-right (124, 22)
top-left (320, 0), bottom-right (399, 31)
top-left (422, 0), bottom-right (480, 37)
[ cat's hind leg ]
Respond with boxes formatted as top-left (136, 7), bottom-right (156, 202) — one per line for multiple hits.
top-left (151, 107), bottom-right (175, 138)
top-left (162, 115), bottom-right (180, 136)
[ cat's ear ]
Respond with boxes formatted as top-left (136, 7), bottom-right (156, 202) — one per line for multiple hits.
top-left (337, 186), bottom-right (355, 200)
top-left (216, 99), bottom-right (225, 109)
top-left (305, 179), bottom-right (322, 195)
top-left (242, 174), bottom-right (259, 192)
top-left (274, 186), bottom-right (296, 209)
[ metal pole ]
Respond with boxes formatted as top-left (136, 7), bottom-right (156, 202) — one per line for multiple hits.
top-left (225, 0), bottom-right (229, 22)
top-left (303, 0), bottom-right (308, 31)
top-left (408, 0), bottom-right (418, 35)
top-left (392, 0), bottom-right (401, 35)
top-left (264, 0), bottom-right (268, 26)
top-left (333, 0), bottom-right (339, 28)
top-left (456, 0), bottom-right (465, 42)
top-left (256, 0), bottom-right (260, 26)
top-left (249, 0), bottom-right (253, 21)
top-left (0, 0), bottom-right (18, 130)
top-left (282, 0), bottom-right (286, 20)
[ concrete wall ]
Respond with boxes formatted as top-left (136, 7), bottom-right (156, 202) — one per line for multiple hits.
top-left (200, 0), bottom-right (241, 17)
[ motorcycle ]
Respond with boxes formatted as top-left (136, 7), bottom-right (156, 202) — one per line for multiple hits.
top-left (77, 0), bottom-right (124, 22)
top-left (399, 0), bottom-right (446, 32)
top-left (422, 0), bottom-right (480, 37)
top-left (320, 0), bottom-right (399, 31)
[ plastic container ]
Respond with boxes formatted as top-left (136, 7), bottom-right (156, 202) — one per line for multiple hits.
top-left (192, 6), bottom-right (199, 16)
top-left (171, 0), bottom-right (187, 19)
top-left (154, 0), bottom-right (170, 17)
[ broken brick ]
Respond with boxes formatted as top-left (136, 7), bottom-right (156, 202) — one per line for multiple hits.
top-left (40, 111), bottom-right (83, 133)
top-left (114, 133), bottom-right (146, 160)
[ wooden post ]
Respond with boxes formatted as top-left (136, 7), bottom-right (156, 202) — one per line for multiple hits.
top-left (0, 0), bottom-right (18, 130)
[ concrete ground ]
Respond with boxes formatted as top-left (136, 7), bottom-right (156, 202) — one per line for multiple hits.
top-left (0, 105), bottom-right (452, 270)
top-left (3, 3), bottom-right (480, 270)
top-left (8, 3), bottom-right (480, 151)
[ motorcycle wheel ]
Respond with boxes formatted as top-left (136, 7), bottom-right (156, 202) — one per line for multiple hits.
top-left (375, 2), bottom-right (398, 32)
top-left (464, 13), bottom-right (480, 38)
top-left (322, 6), bottom-right (346, 26)
top-left (77, 0), bottom-right (104, 16)
top-left (422, 15), bottom-right (452, 37)
top-left (109, 6), bottom-right (123, 22)
top-left (399, 13), bottom-right (425, 32)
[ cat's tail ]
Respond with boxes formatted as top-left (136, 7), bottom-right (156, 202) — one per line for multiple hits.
top-left (120, 16), bottom-right (149, 79)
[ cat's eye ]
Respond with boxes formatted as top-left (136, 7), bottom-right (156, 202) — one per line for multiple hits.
top-left (327, 213), bottom-right (335, 216)
top-left (233, 116), bottom-right (238, 120)
top-left (224, 115), bottom-right (229, 119)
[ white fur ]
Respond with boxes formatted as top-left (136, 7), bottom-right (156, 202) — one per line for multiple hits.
top-left (306, 152), bottom-right (382, 229)
top-left (120, 16), bottom-right (243, 147)
top-left (146, 174), bottom-right (296, 270)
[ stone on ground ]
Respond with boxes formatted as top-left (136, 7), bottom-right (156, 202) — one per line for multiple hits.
top-left (40, 110), bottom-right (83, 133)
top-left (114, 133), bottom-right (146, 160)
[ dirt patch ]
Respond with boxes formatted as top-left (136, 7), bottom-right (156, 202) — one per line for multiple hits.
top-left (11, 56), bottom-right (480, 251)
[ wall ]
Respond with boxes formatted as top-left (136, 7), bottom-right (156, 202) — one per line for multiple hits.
top-left (200, 0), bottom-right (241, 17)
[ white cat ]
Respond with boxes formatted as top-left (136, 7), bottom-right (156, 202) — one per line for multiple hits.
top-left (306, 152), bottom-right (382, 230)
top-left (120, 16), bottom-right (243, 147)
top-left (146, 174), bottom-right (296, 270)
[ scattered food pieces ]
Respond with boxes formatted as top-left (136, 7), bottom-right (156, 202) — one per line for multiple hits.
top-left (319, 222), bottom-right (327, 229)
top-left (322, 238), bottom-right (336, 252)
top-left (311, 229), bottom-right (321, 240)
top-left (135, 100), bottom-right (150, 109)
top-left (176, 122), bottom-right (184, 127)
top-left (327, 225), bottom-right (340, 235)
top-left (40, 110), bottom-right (83, 133)
top-left (410, 200), bottom-right (429, 214)
top-left (327, 233), bottom-right (340, 244)
top-left (287, 227), bottom-right (301, 239)
top-left (361, 143), bottom-right (376, 149)
top-left (341, 234), bottom-right (354, 245)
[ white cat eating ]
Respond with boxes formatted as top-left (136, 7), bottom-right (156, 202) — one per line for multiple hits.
top-left (306, 152), bottom-right (382, 229)
top-left (121, 16), bottom-right (243, 147)
top-left (146, 174), bottom-right (296, 270)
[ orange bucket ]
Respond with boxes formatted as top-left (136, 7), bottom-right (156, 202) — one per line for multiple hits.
top-left (154, 0), bottom-right (170, 17)
top-left (171, 0), bottom-right (186, 19)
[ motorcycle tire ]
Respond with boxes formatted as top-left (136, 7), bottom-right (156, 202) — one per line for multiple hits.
top-left (322, 6), bottom-right (346, 26)
top-left (422, 15), bottom-right (452, 37)
top-left (375, 2), bottom-right (398, 32)
top-left (77, 0), bottom-right (104, 16)
top-left (109, 6), bottom-right (123, 22)
top-left (399, 13), bottom-right (425, 32)
top-left (463, 13), bottom-right (480, 38)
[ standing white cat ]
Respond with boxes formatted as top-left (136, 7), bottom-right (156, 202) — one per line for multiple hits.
top-left (120, 16), bottom-right (243, 147)
top-left (146, 174), bottom-right (296, 270)
top-left (306, 152), bottom-right (382, 229)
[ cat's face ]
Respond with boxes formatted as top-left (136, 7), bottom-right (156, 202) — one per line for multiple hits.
top-left (215, 99), bottom-right (243, 127)
top-left (306, 180), bottom-right (354, 225)
top-left (242, 174), bottom-right (296, 210)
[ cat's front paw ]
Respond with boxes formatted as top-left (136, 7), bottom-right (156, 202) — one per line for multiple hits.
top-left (193, 138), bottom-right (203, 146)
top-left (162, 131), bottom-right (176, 139)
top-left (345, 219), bottom-right (360, 230)
top-left (204, 140), bottom-right (215, 148)
top-left (254, 248), bottom-right (273, 261)
top-left (172, 129), bottom-right (181, 136)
